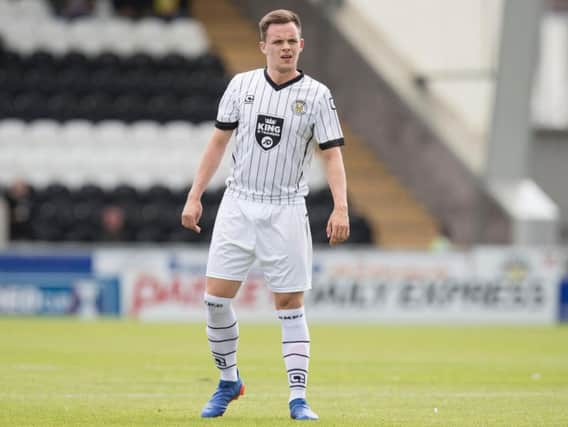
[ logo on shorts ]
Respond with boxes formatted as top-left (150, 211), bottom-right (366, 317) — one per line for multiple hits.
top-left (255, 114), bottom-right (284, 151)
top-left (291, 100), bottom-right (307, 115)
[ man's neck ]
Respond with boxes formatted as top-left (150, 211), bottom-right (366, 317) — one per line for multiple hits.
top-left (266, 67), bottom-right (300, 85)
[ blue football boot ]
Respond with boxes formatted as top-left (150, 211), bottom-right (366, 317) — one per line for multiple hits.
top-left (289, 398), bottom-right (319, 420)
top-left (200, 377), bottom-right (245, 418)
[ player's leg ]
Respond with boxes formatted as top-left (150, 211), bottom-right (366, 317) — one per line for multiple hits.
top-left (201, 278), bottom-right (245, 418)
top-left (201, 194), bottom-right (254, 418)
top-left (274, 292), bottom-right (319, 420)
top-left (257, 201), bottom-right (318, 420)
top-left (204, 278), bottom-right (241, 382)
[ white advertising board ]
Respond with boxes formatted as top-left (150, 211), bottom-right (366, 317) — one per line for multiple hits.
top-left (94, 247), bottom-right (564, 324)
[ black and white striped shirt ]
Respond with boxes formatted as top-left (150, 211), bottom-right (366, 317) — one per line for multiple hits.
top-left (215, 68), bottom-right (344, 204)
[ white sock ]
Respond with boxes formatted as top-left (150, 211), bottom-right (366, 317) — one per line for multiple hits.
top-left (278, 307), bottom-right (310, 402)
top-left (204, 293), bottom-right (239, 382)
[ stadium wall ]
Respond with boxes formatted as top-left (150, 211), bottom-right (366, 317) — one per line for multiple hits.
top-left (532, 129), bottom-right (568, 239)
top-left (231, 0), bottom-right (511, 245)
top-left (1, 247), bottom-right (567, 324)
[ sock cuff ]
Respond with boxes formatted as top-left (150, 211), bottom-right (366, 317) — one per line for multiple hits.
top-left (277, 307), bottom-right (306, 323)
top-left (204, 293), bottom-right (233, 311)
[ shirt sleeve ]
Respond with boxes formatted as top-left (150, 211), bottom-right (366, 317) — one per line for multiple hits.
top-left (215, 74), bottom-right (240, 130)
top-left (313, 86), bottom-right (344, 150)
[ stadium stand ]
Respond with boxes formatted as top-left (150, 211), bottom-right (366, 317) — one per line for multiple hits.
top-left (0, 0), bottom-right (373, 246)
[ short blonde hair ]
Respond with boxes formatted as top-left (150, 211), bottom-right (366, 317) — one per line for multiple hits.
top-left (258, 9), bottom-right (301, 41)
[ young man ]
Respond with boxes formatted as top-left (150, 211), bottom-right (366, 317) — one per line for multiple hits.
top-left (181, 9), bottom-right (349, 420)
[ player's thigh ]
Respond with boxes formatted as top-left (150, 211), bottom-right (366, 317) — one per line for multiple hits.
top-left (206, 195), bottom-right (255, 282)
top-left (256, 203), bottom-right (312, 292)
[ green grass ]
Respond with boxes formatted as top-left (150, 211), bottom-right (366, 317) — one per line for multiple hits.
top-left (0, 319), bottom-right (567, 426)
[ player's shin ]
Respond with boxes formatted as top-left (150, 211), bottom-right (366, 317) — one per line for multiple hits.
top-left (204, 293), bottom-right (239, 382)
top-left (278, 307), bottom-right (310, 402)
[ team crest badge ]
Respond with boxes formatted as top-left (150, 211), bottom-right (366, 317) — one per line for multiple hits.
top-left (292, 100), bottom-right (307, 115)
top-left (255, 114), bottom-right (284, 151)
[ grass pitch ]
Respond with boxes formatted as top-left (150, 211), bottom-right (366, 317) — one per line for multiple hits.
top-left (0, 319), bottom-right (567, 426)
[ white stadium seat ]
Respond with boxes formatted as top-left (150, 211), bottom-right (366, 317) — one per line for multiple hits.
top-left (27, 120), bottom-right (60, 145)
top-left (168, 20), bottom-right (209, 57)
top-left (0, 120), bottom-right (310, 191)
top-left (94, 120), bottom-right (128, 145)
top-left (0, 120), bottom-right (26, 145)
top-left (0, 14), bottom-right (209, 57)
top-left (12, 0), bottom-right (51, 18)
top-left (98, 18), bottom-right (136, 55)
top-left (35, 21), bottom-right (71, 54)
top-left (0, 20), bottom-right (38, 54)
top-left (68, 19), bottom-right (106, 56)
top-left (60, 120), bottom-right (94, 145)
top-left (130, 121), bottom-right (161, 145)
top-left (163, 121), bottom-right (193, 143)
top-left (133, 18), bottom-right (166, 55)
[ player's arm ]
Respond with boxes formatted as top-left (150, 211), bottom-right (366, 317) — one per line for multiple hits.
top-left (181, 128), bottom-right (233, 233)
top-left (320, 146), bottom-right (350, 245)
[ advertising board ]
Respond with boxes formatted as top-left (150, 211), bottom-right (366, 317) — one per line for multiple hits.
top-left (0, 252), bottom-right (120, 316)
top-left (94, 247), bottom-right (564, 324)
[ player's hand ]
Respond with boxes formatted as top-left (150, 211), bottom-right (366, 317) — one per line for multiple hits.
top-left (326, 206), bottom-right (349, 246)
top-left (181, 198), bottom-right (203, 233)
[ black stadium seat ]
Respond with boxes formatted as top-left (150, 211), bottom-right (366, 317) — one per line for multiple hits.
top-left (73, 184), bottom-right (106, 204)
top-left (93, 52), bottom-right (122, 69)
top-left (125, 52), bottom-right (156, 71)
top-left (76, 93), bottom-right (113, 121)
top-left (62, 51), bottom-right (89, 68)
top-left (7, 180), bottom-right (372, 243)
top-left (111, 94), bottom-right (145, 122)
top-left (47, 93), bottom-right (78, 120)
top-left (110, 184), bottom-right (139, 204)
top-left (24, 50), bottom-right (57, 70)
top-left (12, 93), bottom-right (44, 120)
top-left (0, 45), bottom-right (227, 123)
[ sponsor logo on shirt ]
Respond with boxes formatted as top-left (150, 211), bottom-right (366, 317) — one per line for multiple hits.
top-left (255, 114), bottom-right (284, 151)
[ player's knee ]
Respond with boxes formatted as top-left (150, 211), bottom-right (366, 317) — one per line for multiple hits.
top-left (274, 292), bottom-right (304, 310)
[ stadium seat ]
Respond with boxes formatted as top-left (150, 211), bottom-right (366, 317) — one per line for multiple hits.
top-left (94, 120), bottom-right (128, 144)
top-left (35, 21), bottom-right (70, 54)
top-left (27, 120), bottom-right (60, 147)
top-left (0, 119), bottom-right (26, 144)
top-left (61, 120), bottom-right (94, 145)
top-left (130, 121), bottom-right (161, 145)
top-left (68, 20), bottom-right (105, 56)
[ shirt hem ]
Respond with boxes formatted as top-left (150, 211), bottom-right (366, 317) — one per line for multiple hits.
top-left (225, 187), bottom-right (306, 205)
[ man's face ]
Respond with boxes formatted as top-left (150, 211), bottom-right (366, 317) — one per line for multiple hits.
top-left (260, 22), bottom-right (304, 74)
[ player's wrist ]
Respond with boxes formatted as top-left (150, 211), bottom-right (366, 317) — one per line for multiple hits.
top-left (333, 204), bottom-right (348, 214)
top-left (187, 191), bottom-right (203, 203)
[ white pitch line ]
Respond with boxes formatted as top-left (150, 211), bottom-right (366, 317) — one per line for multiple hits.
top-left (1, 390), bottom-right (567, 400)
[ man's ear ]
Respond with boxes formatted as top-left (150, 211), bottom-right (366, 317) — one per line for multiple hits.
top-left (299, 38), bottom-right (305, 52)
top-left (259, 41), bottom-right (266, 55)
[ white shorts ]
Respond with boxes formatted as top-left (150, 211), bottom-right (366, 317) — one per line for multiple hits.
top-left (206, 193), bottom-right (313, 293)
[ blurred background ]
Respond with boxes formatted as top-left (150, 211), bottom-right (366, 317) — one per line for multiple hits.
top-left (0, 0), bottom-right (567, 324)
